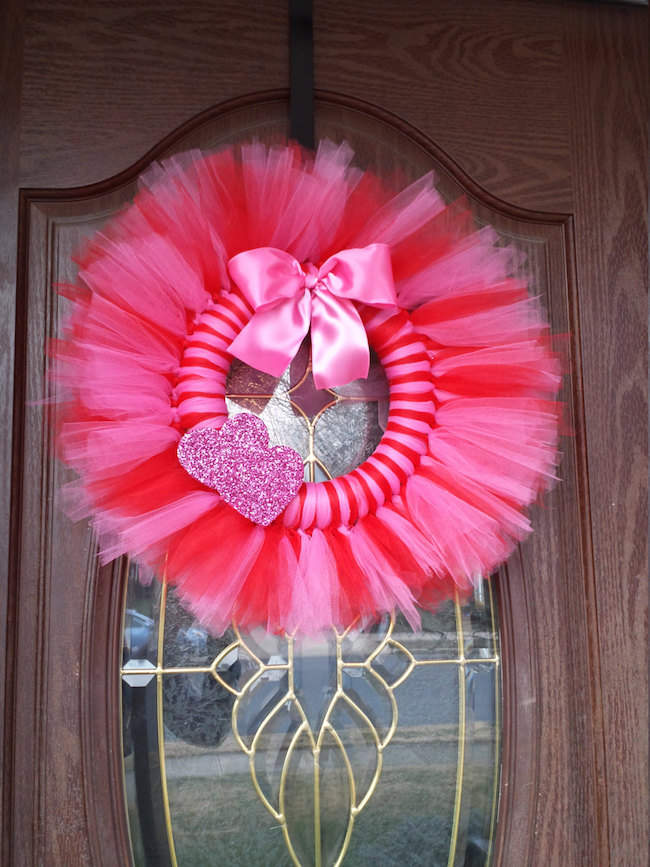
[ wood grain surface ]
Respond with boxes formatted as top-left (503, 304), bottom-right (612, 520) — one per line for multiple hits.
top-left (20, 0), bottom-right (289, 186)
top-left (565, 5), bottom-right (648, 864)
top-left (314, 0), bottom-right (574, 213)
top-left (0, 0), bottom-right (24, 855)
top-left (2, 1), bottom-right (647, 865)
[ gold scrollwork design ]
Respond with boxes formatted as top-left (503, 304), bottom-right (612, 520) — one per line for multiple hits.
top-left (209, 616), bottom-right (414, 867)
top-left (122, 574), bottom-right (500, 867)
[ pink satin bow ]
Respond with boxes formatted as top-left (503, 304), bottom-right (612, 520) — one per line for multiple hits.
top-left (227, 244), bottom-right (397, 389)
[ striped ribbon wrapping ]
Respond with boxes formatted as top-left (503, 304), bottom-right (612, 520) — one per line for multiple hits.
top-left (175, 292), bottom-right (437, 531)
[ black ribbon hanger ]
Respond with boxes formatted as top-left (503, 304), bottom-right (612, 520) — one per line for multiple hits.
top-left (289, 0), bottom-right (315, 149)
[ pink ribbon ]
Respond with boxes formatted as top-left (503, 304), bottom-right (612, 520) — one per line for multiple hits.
top-left (227, 244), bottom-right (397, 389)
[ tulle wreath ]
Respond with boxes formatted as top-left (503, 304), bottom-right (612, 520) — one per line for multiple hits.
top-left (51, 141), bottom-right (562, 635)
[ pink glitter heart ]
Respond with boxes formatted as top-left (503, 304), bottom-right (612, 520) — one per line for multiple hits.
top-left (177, 414), bottom-right (304, 526)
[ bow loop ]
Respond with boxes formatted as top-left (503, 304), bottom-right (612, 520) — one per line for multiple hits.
top-left (228, 244), bottom-right (396, 389)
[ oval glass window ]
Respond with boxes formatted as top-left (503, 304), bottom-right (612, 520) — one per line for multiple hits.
top-left (121, 343), bottom-right (501, 867)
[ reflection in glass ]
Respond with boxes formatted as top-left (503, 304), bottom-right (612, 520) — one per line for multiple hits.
top-left (122, 560), bottom-right (161, 667)
top-left (122, 576), bottom-right (500, 866)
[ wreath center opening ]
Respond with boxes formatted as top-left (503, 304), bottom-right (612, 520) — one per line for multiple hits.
top-left (225, 336), bottom-right (388, 483)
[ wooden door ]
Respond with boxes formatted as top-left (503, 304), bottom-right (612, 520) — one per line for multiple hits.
top-left (2, 1), bottom-right (647, 865)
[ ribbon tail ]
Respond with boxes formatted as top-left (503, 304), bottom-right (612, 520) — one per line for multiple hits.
top-left (311, 292), bottom-right (369, 389)
top-left (230, 294), bottom-right (311, 378)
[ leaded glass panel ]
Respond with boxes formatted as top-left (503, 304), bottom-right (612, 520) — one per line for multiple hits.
top-left (121, 345), bottom-right (501, 866)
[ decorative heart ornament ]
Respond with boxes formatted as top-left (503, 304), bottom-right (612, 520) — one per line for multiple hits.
top-left (177, 413), bottom-right (304, 526)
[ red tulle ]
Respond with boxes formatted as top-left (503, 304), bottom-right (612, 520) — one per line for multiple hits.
top-left (50, 141), bottom-right (562, 635)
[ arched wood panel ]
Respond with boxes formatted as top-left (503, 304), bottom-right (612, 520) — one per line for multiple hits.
top-left (10, 91), bottom-right (592, 865)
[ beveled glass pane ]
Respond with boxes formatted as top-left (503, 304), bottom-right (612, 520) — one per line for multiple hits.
top-left (122, 560), bottom-right (161, 667)
top-left (395, 604), bottom-right (463, 662)
top-left (122, 674), bottom-right (174, 867)
top-left (163, 750), bottom-right (289, 865)
top-left (344, 665), bottom-right (460, 866)
top-left (462, 582), bottom-right (499, 660)
top-left (458, 663), bottom-right (500, 865)
top-left (312, 400), bottom-right (385, 479)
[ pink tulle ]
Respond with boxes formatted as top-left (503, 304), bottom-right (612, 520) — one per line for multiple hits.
top-left (50, 141), bottom-right (563, 635)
